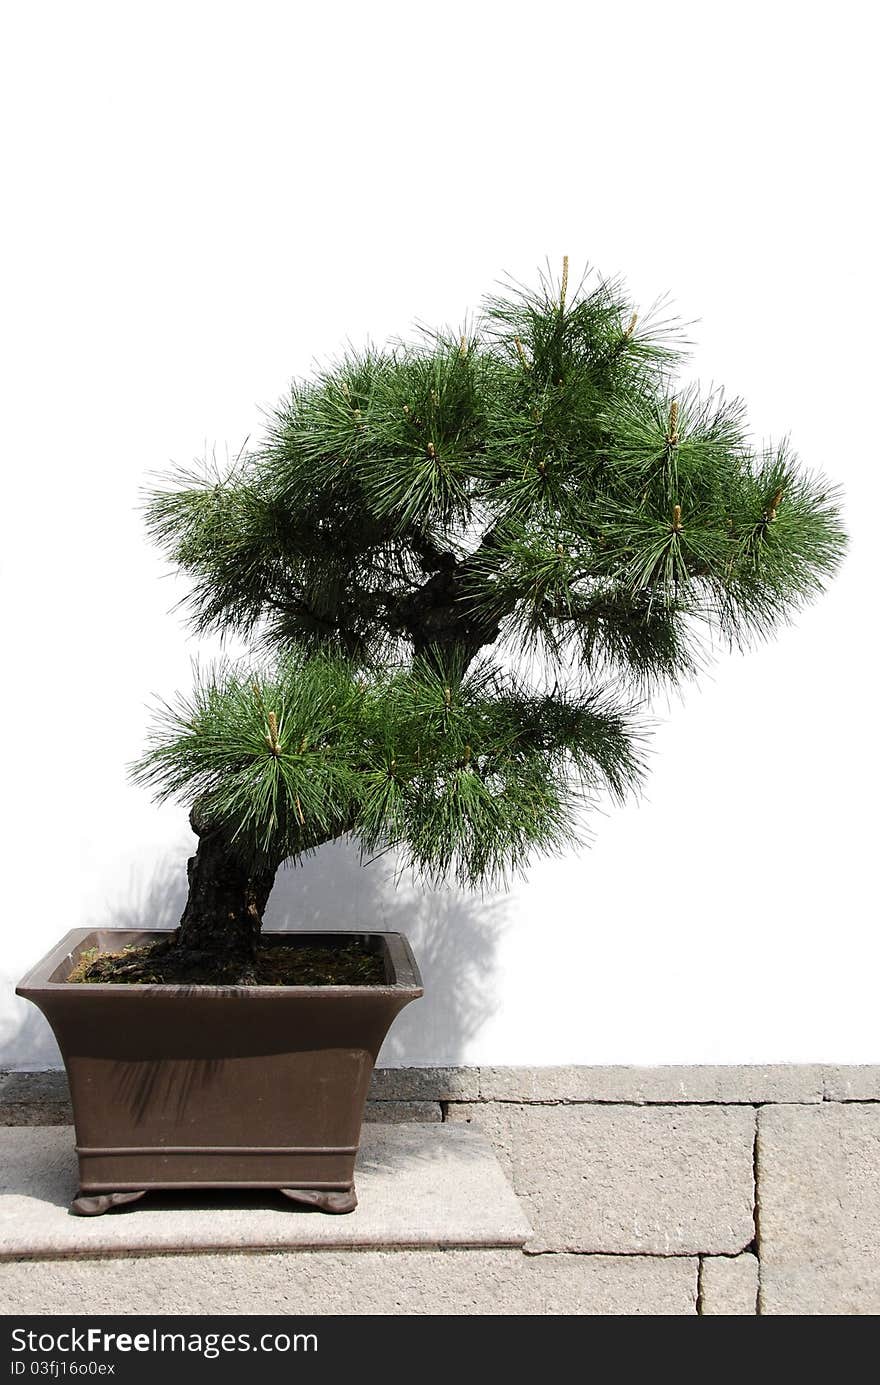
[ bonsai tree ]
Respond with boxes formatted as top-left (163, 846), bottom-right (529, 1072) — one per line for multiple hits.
top-left (117, 260), bottom-right (843, 982)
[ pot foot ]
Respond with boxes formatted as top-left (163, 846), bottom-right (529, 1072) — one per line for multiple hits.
top-left (71, 1190), bottom-right (147, 1217)
top-left (280, 1187), bottom-right (357, 1214)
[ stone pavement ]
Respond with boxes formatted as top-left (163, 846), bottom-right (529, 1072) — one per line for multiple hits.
top-left (2, 1065), bottom-right (879, 1315)
top-left (0, 1125), bottom-right (530, 1257)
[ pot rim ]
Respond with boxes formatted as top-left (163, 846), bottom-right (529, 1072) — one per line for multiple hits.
top-left (16, 927), bottom-right (424, 999)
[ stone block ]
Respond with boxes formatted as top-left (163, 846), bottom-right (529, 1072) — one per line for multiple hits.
top-left (822, 1067), bottom-right (880, 1102)
top-left (698, 1253), bottom-right (758, 1314)
top-left (0, 1070), bottom-right (72, 1125)
top-left (757, 1104), bottom-right (880, 1314)
top-left (449, 1102), bottom-right (755, 1254)
top-left (363, 1101), bottom-right (442, 1123)
top-left (369, 1067), bottom-right (480, 1102)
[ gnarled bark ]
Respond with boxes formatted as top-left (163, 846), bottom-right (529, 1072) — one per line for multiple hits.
top-left (173, 806), bottom-right (354, 966)
top-left (174, 808), bottom-right (276, 961)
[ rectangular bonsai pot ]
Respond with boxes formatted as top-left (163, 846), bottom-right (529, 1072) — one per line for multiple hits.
top-left (17, 928), bottom-right (422, 1215)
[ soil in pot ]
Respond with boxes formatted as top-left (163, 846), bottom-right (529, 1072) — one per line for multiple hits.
top-left (67, 936), bottom-right (386, 987)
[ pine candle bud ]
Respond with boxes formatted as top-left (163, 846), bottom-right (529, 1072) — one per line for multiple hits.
top-left (668, 400), bottom-right (680, 445)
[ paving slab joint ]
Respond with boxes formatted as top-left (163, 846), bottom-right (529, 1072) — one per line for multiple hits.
top-left (750, 1114), bottom-right (761, 1312)
top-left (521, 1246), bottom-right (711, 1261)
top-left (753, 1111), bottom-right (766, 1314)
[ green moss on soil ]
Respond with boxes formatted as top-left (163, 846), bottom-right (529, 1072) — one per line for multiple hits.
top-left (67, 938), bottom-right (386, 986)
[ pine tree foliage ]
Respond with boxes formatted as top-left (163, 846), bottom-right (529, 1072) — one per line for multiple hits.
top-left (132, 653), bottom-right (642, 887)
top-left (137, 261), bottom-right (846, 887)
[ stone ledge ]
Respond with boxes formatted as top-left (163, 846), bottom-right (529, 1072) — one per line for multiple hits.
top-left (0, 1074), bottom-right (443, 1127)
top-left (0, 1249), bottom-right (699, 1315)
top-left (0, 1080), bottom-right (440, 1124)
top-left (0, 1124), bottom-right (531, 1259)
top-left (477, 1065), bottom-right (826, 1105)
top-left (5, 1066), bottom-right (879, 1120)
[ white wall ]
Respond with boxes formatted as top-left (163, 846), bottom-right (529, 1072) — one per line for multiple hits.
top-left (2, 1), bottom-right (876, 1068)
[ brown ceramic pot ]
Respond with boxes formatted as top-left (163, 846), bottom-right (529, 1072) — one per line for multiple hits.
top-left (16, 928), bottom-right (422, 1217)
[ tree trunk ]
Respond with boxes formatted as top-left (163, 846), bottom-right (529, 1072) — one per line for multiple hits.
top-left (397, 565), bottom-right (502, 672)
top-left (174, 812), bottom-right (276, 962)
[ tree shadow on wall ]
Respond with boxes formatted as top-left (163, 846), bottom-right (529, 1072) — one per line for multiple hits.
top-left (102, 857), bottom-right (192, 932)
top-left (267, 838), bottom-right (504, 1066)
top-left (1, 839), bottom-right (504, 1069)
top-left (0, 855), bottom-right (193, 1070)
top-left (0, 1002), bottom-right (64, 1070)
